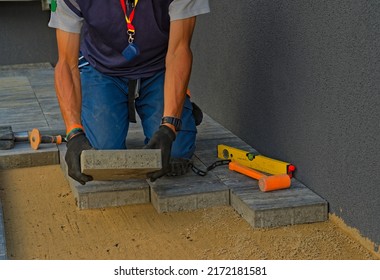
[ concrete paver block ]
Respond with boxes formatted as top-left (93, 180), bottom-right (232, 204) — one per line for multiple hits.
top-left (230, 180), bottom-right (328, 228)
top-left (0, 142), bottom-right (59, 169)
top-left (68, 177), bottom-right (151, 210)
top-left (0, 126), bottom-right (15, 150)
top-left (59, 146), bottom-right (150, 209)
top-left (148, 157), bottom-right (230, 213)
top-left (81, 149), bottom-right (161, 181)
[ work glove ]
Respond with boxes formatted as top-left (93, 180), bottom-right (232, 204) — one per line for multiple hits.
top-left (65, 133), bottom-right (94, 185)
top-left (166, 158), bottom-right (192, 177)
top-left (191, 102), bottom-right (203, 126)
top-left (144, 125), bottom-right (176, 182)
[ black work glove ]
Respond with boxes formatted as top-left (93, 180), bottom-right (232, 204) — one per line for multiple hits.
top-left (65, 133), bottom-right (94, 185)
top-left (144, 125), bottom-right (176, 182)
top-left (191, 102), bottom-right (203, 126)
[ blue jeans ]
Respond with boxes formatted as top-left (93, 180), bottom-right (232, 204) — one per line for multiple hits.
top-left (80, 65), bottom-right (197, 159)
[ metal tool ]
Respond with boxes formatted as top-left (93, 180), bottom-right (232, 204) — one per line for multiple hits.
top-left (0, 126), bottom-right (65, 150)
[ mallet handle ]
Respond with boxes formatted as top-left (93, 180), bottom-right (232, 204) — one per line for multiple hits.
top-left (229, 161), bottom-right (265, 180)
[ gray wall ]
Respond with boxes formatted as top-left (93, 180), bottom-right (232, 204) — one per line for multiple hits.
top-left (190, 0), bottom-right (379, 248)
top-left (0, 1), bottom-right (57, 65)
top-left (0, 1), bottom-right (378, 250)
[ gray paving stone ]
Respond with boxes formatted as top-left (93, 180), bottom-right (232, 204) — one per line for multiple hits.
top-left (67, 177), bottom-right (150, 210)
top-left (148, 156), bottom-right (230, 213)
top-left (81, 149), bottom-right (161, 181)
top-left (0, 142), bottom-right (59, 169)
top-left (230, 179), bottom-right (328, 228)
top-left (0, 76), bottom-right (30, 89)
top-left (0, 200), bottom-right (7, 260)
top-left (59, 146), bottom-right (150, 209)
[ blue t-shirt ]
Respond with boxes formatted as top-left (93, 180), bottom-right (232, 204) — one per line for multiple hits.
top-left (49, 0), bottom-right (210, 79)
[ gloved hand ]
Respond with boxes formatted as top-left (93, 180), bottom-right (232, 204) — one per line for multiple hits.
top-left (65, 132), bottom-right (94, 185)
top-left (144, 125), bottom-right (176, 182)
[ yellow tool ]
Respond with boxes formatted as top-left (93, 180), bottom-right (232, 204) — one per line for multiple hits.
top-left (217, 144), bottom-right (296, 177)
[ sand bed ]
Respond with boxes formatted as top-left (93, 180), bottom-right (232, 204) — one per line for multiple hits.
top-left (0, 165), bottom-right (378, 260)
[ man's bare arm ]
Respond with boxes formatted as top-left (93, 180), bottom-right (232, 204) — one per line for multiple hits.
top-left (163, 17), bottom-right (196, 132)
top-left (54, 29), bottom-right (82, 134)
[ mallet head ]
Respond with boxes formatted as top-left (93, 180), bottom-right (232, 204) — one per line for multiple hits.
top-left (258, 174), bottom-right (291, 192)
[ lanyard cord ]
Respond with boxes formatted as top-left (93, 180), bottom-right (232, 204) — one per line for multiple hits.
top-left (119, 0), bottom-right (139, 42)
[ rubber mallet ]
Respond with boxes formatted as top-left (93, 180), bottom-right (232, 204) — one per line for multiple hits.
top-left (229, 161), bottom-right (291, 192)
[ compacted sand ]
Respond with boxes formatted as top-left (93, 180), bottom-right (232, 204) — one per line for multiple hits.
top-left (0, 165), bottom-right (378, 260)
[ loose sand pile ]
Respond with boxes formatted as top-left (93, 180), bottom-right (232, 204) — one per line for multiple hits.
top-left (0, 165), bottom-right (378, 260)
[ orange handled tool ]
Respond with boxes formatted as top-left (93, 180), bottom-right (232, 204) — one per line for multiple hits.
top-left (229, 161), bottom-right (291, 192)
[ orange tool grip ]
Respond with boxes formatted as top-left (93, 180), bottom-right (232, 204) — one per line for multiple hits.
top-left (229, 161), bottom-right (265, 180)
top-left (29, 128), bottom-right (64, 150)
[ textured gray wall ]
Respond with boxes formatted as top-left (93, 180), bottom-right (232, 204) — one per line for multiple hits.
top-left (0, 2), bottom-right (57, 65)
top-left (190, 0), bottom-right (379, 248)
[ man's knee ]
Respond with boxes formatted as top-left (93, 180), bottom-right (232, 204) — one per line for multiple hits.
top-left (171, 130), bottom-right (196, 159)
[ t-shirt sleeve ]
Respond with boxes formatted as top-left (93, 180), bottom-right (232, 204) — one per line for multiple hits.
top-left (48, 0), bottom-right (83, 33)
top-left (169, 0), bottom-right (210, 21)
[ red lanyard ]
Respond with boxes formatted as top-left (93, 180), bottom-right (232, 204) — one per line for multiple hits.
top-left (120, 0), bottom-right (139, 42)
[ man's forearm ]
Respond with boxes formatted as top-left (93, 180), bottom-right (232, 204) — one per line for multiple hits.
top-left (55, 61), bottom-right (83, 134)
top-left (162, 17), bottom-right (196, 132)
top-left (54, 29), bottom-right (82, 134)
top-left (163, 45), bottom-right (193, 119)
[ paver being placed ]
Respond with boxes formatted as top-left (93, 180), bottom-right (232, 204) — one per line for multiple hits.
top-left (0, 200), bottom-right (7, 260)
top-left (80, 149), bottom-right (161, 181)
top-left (59, 146), bottom-right (151, 209)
